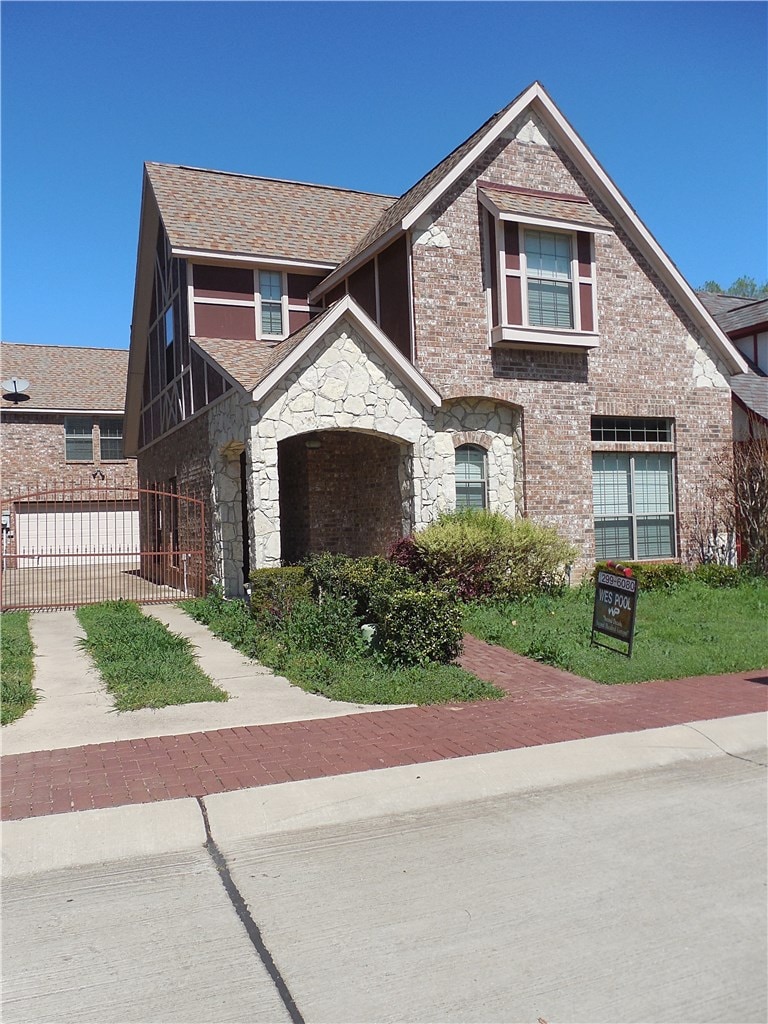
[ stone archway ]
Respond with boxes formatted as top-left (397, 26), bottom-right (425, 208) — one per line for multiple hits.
top-left (278, 430), bottom-right (408, 563)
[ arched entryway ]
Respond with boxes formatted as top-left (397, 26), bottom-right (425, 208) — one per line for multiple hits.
top-left (278, 430), bottom-right (408, 562)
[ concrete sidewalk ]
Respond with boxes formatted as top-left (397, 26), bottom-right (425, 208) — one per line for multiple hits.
top-left (3, 712), bottom-right (766, 878)
top-left (2, 606), bottom-right (402, 757)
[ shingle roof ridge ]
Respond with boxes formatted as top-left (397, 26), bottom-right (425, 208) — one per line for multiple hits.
top-left (1, 341), bottom-right (127, 353)
top-left (145, 161), bottom-right (397, 202)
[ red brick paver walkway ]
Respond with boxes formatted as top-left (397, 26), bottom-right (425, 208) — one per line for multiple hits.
top-left (2, 635), bottom-right (766, 822)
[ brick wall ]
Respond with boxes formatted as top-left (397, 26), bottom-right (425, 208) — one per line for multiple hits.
top-left (410, 129), bottom-right (733, 566)
top-left (279, 431), bottom-right (403, 561)
top-left (1, 413), bottom-right (137, 502)
top-left (137, 412), bottom-right (215, 588)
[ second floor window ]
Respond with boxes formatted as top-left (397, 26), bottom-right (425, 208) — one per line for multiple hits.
top-left (64, 417), bottom-right (93, 461)
top-left (99, 418), bottom-right (124, 460)
top-left (524, 230), bottom-right (574, 328)
top-left (259, 271), bottom-right (283, 336)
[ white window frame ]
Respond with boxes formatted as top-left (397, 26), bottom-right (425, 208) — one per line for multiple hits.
top-left (455, 444), bottom-right (488, 510)
top-left (593, 452), bottom-right (677, 561)
top-left (521, 228), bottom-right (577, 330)
top-left (64, 417), bottom-right (94, 462)
top-left (256, 269), bottom-right (288, 340)
top-left (99, 418), bottom-right (125, 461)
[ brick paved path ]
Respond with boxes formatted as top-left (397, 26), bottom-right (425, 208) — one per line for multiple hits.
top-left (2, 634), bottom-right (766, 822)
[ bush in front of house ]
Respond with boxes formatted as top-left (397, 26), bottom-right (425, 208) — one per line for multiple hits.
top-left (369, 584), bottom-right (464, 667)
top-left (304, 552), bottom-right (464, 668)
top-left (391, 510), bottom-right (577, 602)
top-left (249, 566), bottom-right (312, 621)
top-left (593, 561), bottom-right (687, 591)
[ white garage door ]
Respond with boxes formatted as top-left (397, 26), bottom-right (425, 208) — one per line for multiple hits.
top-left (16, 503), bottom-right (140, 567)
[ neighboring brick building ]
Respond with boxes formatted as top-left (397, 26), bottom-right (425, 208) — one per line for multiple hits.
top-left (125, 82), bottom-right (749, 597)
top-left (1, 343), bottom-right (137, 564)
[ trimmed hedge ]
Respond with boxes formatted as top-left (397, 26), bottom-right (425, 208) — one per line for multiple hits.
top-left (593, 561), bottom-right (689, 590)
top-left (305, 553), bottom-right (415, 617)
top-left (249, 566), bottom-right (312, 620)
top-left (370, 586), bottom-right (464, 667)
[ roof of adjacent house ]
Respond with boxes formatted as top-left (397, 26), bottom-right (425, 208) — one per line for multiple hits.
top-left (714, 297), bottom-right (768, 335)
top-left (696, 292), bottom-right (761, 318)
top-left (145, 163), bottom-right (396, 266)
top-left (730, 371), bottom-right (768, 423)
top-left (0, 343), bottom-right (129, 413)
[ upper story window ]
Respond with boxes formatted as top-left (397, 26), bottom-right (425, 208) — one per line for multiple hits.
top-left (591, 417), bottom-right (672, 443)
top-left (99, 418), bottom-right (124, 460)
top-left (524, 230), bottom-right (574, 328)
top-left (479, 181), bottom-right (611, 350)
top-left (259, 271), bottom-right (284, 336)
top-left (64, 417), bottom-right (93, 461)
top-left (455, 444), bottom-right (488, 509)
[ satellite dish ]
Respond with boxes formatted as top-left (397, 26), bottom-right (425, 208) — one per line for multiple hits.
top-left (2, 378), bottom-right (31, 402)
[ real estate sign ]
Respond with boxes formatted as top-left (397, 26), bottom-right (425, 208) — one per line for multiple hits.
top-left (592, 569), bottom-right (639, 656)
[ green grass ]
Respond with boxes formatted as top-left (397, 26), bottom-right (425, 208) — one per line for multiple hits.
top-left (1, 612), bottom-right (36, 725)
top-left (180, 595), bottom-right (504, 706)
top-left (464, 579), bottom-right (768, 684)
top-left (76, 601), bottom-right (228, 711)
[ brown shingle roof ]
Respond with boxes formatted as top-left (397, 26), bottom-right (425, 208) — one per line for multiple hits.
top-left (731, 371), bottom-right (768, 422)
top-left (478, 183), bottom-right (612, 230)
top-left (146, 163), bottom-right (396, 265)
top-left (1, 343), bottom-right (128, 412)
top-left (193, 315), bottom-right (321, 393)
top-left (333, 97), bottom-right (522, 269)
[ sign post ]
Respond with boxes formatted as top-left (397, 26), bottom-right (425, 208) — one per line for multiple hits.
top-left (591, 565), bottom-right (639, 657)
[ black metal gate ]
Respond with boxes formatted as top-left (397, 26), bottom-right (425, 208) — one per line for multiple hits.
top-left (1, 481), bottom-right (206, 611)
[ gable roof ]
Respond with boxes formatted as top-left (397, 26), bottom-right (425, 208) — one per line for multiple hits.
top-left (697, 292), bottom-right (758, 318)
top-left (1, 343), bottom-right (128, 413)
top-left (731, 371), bottom-right (768, 423)
top-left (145, 163), bottom-right (396, 266)
top-left (309, 81), bottom-right (748, 377)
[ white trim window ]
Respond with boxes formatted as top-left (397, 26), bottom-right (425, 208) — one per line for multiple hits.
top-left (455, 444), bottom-right (488, 509)
top-left (99, 418), bottom-right (124, 461)
top-left (523, 230), bottom-right (574, 328)
top-left (259, 270), bottom-right (284, 337)
top-left (593, 453), bottom-right (676, 560)
top-left (64, 417), bottom-right (93, 462)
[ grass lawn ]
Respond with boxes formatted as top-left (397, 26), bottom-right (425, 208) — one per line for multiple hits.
top-left (180, 595), bottom-right (504, 705)
top-left (76, 601), bottom-right (228, 711)
top-left (1, 612), bottom-right (36, 725)
top-left (464, 579), bottom-right (768, 684)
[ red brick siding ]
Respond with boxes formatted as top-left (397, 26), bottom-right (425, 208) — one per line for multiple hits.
top-left (410, 133), bottom-right (733, 565)
top-left (278, 431), bottom-right (403, 561)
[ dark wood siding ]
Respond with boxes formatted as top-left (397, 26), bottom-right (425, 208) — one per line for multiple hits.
top-left (193, 265), bottom-right (254, 300)
top-left (194, 304), bottom-right (256, 341)
top-left (348, 259), bottom-right (377, 319)
top-left (377, 236), bottom-right (411, 359)
top-left (287, 273), bottom-right (326, 304)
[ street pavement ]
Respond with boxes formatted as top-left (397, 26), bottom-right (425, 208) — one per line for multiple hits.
top-left (1, 605), bottom-right (767, 1023)
top-left (3, 743), bottom-right (766, 1024)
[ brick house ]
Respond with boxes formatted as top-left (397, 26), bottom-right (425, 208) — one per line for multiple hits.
top-left (698, 292), bottom-right (768, 438)
top-left (125, 82), bottom-right (749, 597)
top-left (1, 343), bottom-right (137, 564)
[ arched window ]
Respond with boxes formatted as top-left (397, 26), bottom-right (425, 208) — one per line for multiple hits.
top-left (455, 444), bottom-right (487, 509)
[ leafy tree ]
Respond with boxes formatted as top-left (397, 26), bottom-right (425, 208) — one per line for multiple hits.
top-left (700, 277), bottom-right (768, 298)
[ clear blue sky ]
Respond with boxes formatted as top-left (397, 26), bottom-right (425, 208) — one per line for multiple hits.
top-left (2, 1), bottom-right (766, 350)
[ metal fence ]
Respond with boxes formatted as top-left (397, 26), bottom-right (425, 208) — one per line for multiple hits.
top-left (1, 481), bottom-right (206, 611)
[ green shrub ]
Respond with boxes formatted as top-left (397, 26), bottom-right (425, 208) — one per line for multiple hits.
top-left (593, 561), bottom-right (689, 591)
top-left (249, 566), bottom-right (312, 621)
top-left (370, 586), bottom-right (464, 667)
top-left (406, 510), bottom-right (576, 601)
top-left (692, 563), bottom-right (741, 588)
top-left (305, 553), bottom-right (415, 617)
top-left (280, 594), bottom-right (368, 661)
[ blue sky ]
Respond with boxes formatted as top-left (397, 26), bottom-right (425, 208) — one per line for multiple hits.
top-left (2, 1), bottom-right (766, 350)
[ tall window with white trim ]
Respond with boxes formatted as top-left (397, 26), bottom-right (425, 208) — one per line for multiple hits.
top-left (259, 271), bottom-right (283, 336)
top-left (524, 230), bottom-right (574, 328)
top-left (455, 444), bottom-right (488, 509)
top-left (592, 453), bottom-right (676, 560)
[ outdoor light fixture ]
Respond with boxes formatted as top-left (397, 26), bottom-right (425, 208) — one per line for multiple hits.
top-left (305, 436), bottom-right (322, 450)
